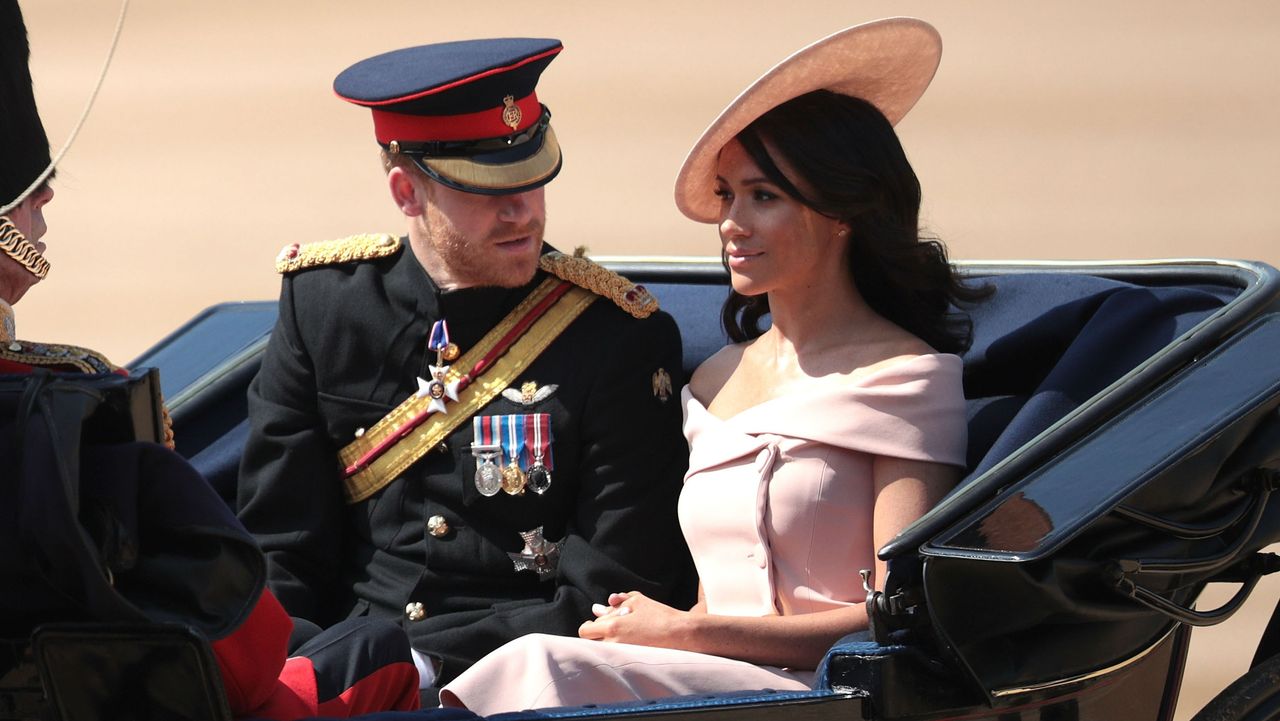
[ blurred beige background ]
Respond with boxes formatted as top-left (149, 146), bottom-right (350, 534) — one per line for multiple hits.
top-left (17, 2), bottom-right (1280, 719)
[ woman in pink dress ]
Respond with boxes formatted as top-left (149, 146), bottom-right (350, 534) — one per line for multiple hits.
top-left (441, 18), bottom-right (987, 715)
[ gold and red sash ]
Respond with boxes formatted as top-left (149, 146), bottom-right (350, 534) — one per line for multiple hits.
top-left (338, 277), bottom-right (597, 504)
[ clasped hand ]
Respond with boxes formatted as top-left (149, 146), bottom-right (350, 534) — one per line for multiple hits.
top-left (578, 591), bottom-right (690, 649)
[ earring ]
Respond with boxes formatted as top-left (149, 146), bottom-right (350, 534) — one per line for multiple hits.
top-left (837, 229), bottom-right (848, 237)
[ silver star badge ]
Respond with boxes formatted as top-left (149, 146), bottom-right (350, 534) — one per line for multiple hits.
top-left (507, 526), bottom-right (562, 581)
top-left (416, 365), bottom-right (460, 414)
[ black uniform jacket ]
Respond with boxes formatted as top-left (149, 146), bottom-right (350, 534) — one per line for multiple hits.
top-left (236, 242), bottom-right (693, 683)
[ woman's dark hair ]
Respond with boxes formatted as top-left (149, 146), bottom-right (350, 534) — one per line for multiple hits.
top-left (721, 90), bottom-right (988, 353)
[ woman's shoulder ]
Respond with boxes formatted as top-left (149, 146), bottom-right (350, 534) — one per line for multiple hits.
top-left (816, 321), bottom-right (948, 385)
top-left (688, 341), bottom-right (749, 403)
top-left (842, 351), bottom-right (963, 391)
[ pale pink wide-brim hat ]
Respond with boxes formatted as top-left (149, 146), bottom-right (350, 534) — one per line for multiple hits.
top-left (673, 17), bottom-right (942, 224)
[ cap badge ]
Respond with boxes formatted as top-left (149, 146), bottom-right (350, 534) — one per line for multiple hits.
top-left (501, 95), bottom-right (522, 131)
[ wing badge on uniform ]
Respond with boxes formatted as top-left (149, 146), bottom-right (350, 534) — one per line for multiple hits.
top-left (502, 381), bottom-right (557, 406)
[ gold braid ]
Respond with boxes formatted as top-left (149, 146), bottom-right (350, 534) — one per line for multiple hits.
top-left (538, 250), bottom-right (659, 319)
top-left (0, 216), bottom-right (51, 280)
top-left (159, 396), bottom-right (176, 450)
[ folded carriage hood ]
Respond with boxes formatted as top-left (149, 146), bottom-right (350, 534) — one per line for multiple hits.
top-left (922, 310), bottom-right (1280, 699)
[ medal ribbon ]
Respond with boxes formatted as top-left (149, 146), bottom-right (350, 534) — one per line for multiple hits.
top-left (472, 416), bottom-right (499, 450)
top-left (524, 413), bottom-right (553, 468)
top-left (504, 414), bottom-right (526, 469)
top-left (342, 280), bottom-right (576, 479)
top-left (428, 319), bottom-right (450, 352)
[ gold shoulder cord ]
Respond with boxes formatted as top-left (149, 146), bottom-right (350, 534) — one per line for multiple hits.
top-left (276, 234), bottom-right (401, 274)
top-left (0, 216), bottom-right (50, 280)
top-left (538, 250), bottom-right (657, 318)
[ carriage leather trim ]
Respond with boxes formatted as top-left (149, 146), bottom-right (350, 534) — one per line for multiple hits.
top-left (339, 278), bottom-right (597, 503)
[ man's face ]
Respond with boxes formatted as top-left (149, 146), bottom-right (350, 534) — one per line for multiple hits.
top-left (0, 183), bottom-right (53, 305)
top-left (417, 177), bottom-right (546, 290)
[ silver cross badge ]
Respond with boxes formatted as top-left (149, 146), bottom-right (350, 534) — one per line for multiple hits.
top-left (507, 526), bottom-right (562, 581)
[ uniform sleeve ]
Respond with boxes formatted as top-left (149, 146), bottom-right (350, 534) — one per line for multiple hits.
top-left (210, 588), bottom-right (293, 716)
top-left (236, 277), bottom-right (346, 624)
top-left (417, 309), bottom-right (695, 684)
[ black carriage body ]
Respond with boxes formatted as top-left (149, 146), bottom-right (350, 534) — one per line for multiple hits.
top-left (6, 259), bottom-right (1279, 721)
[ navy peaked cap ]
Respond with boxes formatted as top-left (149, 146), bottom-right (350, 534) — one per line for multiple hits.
top-left (334, 38), bottom-right (564, 195)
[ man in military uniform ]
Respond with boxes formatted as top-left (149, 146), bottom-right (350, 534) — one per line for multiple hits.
top-left (236, 38), bottom-right (692, 690)
top-left (0, 5), bottom-right (421, 715)
top-left (0, 0), bottom-right (108, 371)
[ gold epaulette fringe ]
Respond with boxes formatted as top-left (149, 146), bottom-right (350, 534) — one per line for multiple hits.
top-left (538, 251), bottom-right (658, 319)
top-left (275, 233), bottom-right (401, 274)
top-left (0, 339), bottom-right (118, 374)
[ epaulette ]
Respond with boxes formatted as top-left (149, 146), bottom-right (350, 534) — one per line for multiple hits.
top-left (0, 339), bottom-right (117, 374)
top-left (539, 250), bottom-right (659, 319)
top-left (275, 233), bottom-right (401, 274)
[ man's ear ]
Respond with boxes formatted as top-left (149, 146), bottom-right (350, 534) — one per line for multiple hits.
top-left (388, 166), bottom-right (426, 217)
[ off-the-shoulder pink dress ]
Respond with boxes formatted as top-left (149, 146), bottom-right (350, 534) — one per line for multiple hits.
top-left (441, 354), bottom-right (967, 715)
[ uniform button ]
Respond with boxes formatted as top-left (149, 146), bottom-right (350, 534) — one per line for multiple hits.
top-left (405, 602), bottom-right (425, 622)
top-left (427, 515), bottom-right (450, 538)
top-left (436, 441), bottom-right (449, 454)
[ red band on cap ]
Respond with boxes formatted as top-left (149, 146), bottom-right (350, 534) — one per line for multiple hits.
top-left (372, 92), bottom-right (542, 144)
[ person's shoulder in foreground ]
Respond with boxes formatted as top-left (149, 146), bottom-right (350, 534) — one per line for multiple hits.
top-left (0, 3), bottom-right (420, 717)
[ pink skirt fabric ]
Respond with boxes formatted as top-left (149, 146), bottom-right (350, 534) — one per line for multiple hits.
top-left (439, 633), bottom-right (812, 715)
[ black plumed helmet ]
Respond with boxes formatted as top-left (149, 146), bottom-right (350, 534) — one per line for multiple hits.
top-left (0, 0), bottom-right (52, 209)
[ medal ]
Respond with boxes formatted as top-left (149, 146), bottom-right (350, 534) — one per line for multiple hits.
top-left (419, 320), bottom-right (460, 414)
top-left (524, 413), bottom-right (553, 494)
top-left (507, 526), bottom-right (562, 580)
top-left (475, 454), bottom-right (503, 496)
top-left (500, 414), bottom-right (526, 495)
top-left (526, 456), bottom-right (551, 495)
top-left (471, 417), bottom-right (503, 496)
top-left (501, 462), bottom-right (526, 495)
top-left (416, 366), bottom-right (459, 414)
top-left (473, 414), bottom-right (553, 498)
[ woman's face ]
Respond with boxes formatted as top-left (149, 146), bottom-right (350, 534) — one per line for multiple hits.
top-left (714, 139), bottom-right (846, 297)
